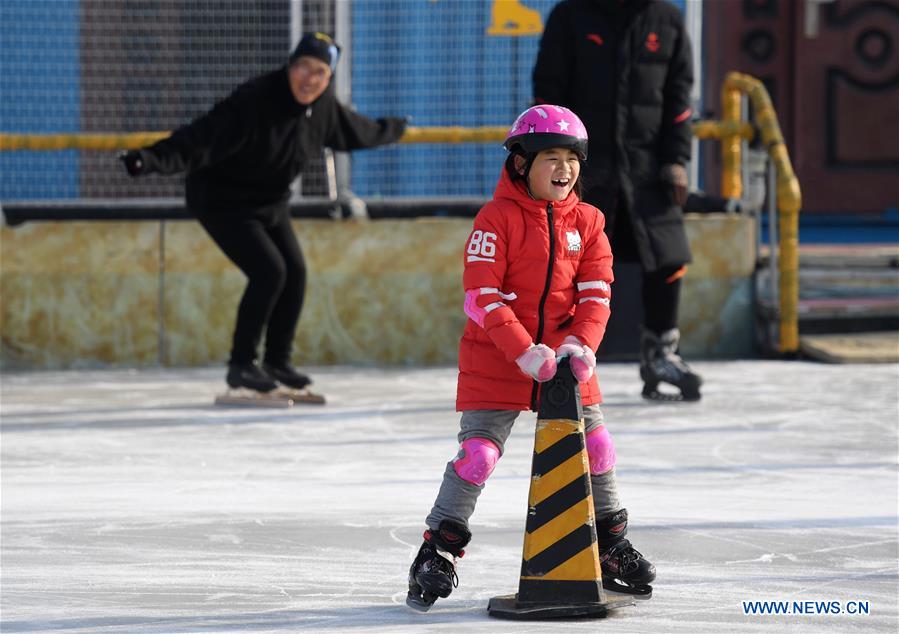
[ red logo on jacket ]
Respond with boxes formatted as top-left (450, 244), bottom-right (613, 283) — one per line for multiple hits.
top-left (586, 33), bottom-right (604, 46)
top-left (645, 32), bottom-right (660, 52)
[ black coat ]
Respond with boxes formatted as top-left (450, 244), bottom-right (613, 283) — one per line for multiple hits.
top-left (534, 0), bottom-right (694, 270)
top-left (140, 67), bottom-right (406, 218)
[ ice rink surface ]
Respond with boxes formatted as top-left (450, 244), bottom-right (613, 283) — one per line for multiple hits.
top-left (2, 360), bottom-right (897, 633)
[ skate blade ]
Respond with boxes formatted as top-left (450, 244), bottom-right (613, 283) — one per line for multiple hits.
top-left (405, 593), bottom-right (436, 612)
top-left (642, 387), bottom-right (700, 403)
top-left (602, 579), bottom-right (653, 600)
top-left (277, 387), bottom-right (326, 405)
top-left (214, 388), bottom-right (294, 408)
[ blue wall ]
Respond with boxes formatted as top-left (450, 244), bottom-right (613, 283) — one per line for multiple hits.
top-left (0, 0), bottom-right (80, 199)
top-left (350, 0), bottom-right (561, 197)
top-left (350, 0), bottom-right (687, 198)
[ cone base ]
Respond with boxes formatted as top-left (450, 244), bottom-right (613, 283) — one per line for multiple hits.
top-left (487, 594), bottom-right (635, 620)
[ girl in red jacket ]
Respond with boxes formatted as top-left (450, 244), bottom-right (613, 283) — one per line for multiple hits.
top-left (407, 106), bottom-right (655, 611)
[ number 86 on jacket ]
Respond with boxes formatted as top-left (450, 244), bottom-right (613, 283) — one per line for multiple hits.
top-left (467, 230), bottom-right (497, 263)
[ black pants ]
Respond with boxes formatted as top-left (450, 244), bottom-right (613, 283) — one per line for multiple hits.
top-left (604, 196), bottom-right (681, 336)
top-left (197, 210), bottom-right (306, 366)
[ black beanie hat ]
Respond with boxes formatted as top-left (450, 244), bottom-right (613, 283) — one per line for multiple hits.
top-left (289, 32), bottom-right (341, 71)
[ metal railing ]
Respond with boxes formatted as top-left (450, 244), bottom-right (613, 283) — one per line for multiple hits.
top-left (692, 71), bottom-right (802, 354)
top-left (0, 126), bottom-right (511, 151)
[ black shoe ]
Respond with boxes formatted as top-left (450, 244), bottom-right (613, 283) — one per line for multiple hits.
top-left (262, 362), bottom-right (311, 390)
top-left (640, 328), bottom-right (702, 401)
top-left (596, 509), bottom-right (655, 597)
top-left (226, 362), bottom-right (278, 392)
top-left (406, 520), bottom-right (471, 612)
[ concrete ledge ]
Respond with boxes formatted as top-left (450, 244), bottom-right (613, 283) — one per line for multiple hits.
top-left (800, 332), bottom-right (899, 363)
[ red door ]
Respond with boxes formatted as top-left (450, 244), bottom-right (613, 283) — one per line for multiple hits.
top-left (703, 0), bottom-right (899, 215)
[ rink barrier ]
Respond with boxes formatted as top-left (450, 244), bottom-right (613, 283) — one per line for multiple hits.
top-left (0, 214), bottom-right (755, 368)
top-left (0, 109), bottom-right (787, 355)
top-left (488, 359), bottom-right (634, 620)
top-left (2, 110), bottom-right (762, 367)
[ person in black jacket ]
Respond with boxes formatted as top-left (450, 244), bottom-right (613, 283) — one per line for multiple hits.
top-left (121, 32), bottom-right (407, 393)
top-left (534, 0), bottom-right (702, 401)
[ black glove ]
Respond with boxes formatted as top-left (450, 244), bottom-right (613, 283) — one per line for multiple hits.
top-left (660, 163), bottom-right (688, 207)
top-left (119, 150), bottom-right (145, 177)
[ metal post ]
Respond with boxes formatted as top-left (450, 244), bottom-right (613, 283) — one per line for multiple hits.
top-left (334, 0), bottom-right (352, 196)
top-left (685, 0), bottom-right (703, 189)
top-left (158, 219), bottom-right (166, 366)
top-left (289, 0), bottom-right (302, 50)
top-left (754, 184), bottom-right (762, 272)
top-left (767, 160), bottom-right (780, 319)
top-left (323, 148), bottom-right (338, 201)
top-left (740, 96), bottom-right (749, 205)
top-left (289, 0), bottom-right (303, 201)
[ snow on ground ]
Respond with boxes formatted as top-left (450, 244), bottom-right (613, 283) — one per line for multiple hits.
top-left (1, 361), bottom-right (897, 633)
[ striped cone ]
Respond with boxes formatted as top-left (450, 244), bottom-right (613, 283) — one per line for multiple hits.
top-left (488, 358), bottom-right (634, 619)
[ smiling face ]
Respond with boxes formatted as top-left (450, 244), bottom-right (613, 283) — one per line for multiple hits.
top-left (516, 147), bottom-right (581, 202)
top-left (287, 56), bottom-right (333, 105)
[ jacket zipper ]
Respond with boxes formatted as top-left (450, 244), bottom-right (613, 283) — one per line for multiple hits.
top-left (531, 202), bottom-right (555, 411)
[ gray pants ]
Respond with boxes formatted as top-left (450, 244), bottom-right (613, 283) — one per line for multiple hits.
top-left (425, 404), bottom-right (621, 531)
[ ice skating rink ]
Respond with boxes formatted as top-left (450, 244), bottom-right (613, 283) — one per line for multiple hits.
top-left (1, 361), bottom-right (897, 633)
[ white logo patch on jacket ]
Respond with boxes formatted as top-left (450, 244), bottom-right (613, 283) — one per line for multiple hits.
top-left (565, 230), bottom-right (582, 254)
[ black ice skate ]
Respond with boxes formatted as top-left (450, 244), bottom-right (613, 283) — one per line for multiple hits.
top-left (406, 520), bottom-right (471, 612)
top-left (261, 362), bottom-right (326, 404)
top-left (640, 328), bottom-right (702, 401)
top-left (596, 508), bottom-right (655, 598)
top-left (262, 362), bottom-right (311, 390)
top-left (226, 361), bottom-right (278, 392)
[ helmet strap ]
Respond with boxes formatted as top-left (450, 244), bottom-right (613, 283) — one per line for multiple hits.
top-left (522, 155), bottom-right (538, 198)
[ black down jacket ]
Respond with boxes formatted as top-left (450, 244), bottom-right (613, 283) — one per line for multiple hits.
top-left (138, 67), bottom-right (406, 220)
top-left (534, 0), bottom-right (694, 270)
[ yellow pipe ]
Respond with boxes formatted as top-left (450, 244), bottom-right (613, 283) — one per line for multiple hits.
top-left (723, 71), bottom-right (802, 353)
top-left (399, 126), bottom-right (508, 144)
top-left (3, 122), bottom-right (764, 149)
top-left (0, 126), bottom-right (510, 152)
top-left (721, 83), bottom-right (743, 199)
top-left (691, 119), bottom-right (754, 141)
top-left (0, 132), bottom-right (170, 151)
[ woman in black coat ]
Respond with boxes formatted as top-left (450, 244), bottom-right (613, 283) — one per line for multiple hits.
top-left (122, 32), bottom-right (407, 393)
top-left (534, 0), bottom-right (702, 400)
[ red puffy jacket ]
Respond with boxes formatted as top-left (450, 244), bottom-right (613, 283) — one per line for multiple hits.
top-left (456, 167), bottom-right (614, 412)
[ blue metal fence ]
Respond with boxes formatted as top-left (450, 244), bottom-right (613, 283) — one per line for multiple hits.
top-left (0, 0), bottom-right (80, 199)
top-left (0, 0), bottom-right (687, 201)
top-left (350, 0), bottom-right (560, 197)
top-left (350, 0), bottom-right (687, 197)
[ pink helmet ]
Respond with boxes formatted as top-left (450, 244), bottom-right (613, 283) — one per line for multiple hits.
top-left (503, 104), bottom-right (588, 160)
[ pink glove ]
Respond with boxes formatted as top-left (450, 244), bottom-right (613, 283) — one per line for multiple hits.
top-left (515, 343), bottom-right (557, 382)
top-left (555, 336), bottom-right (596, 382)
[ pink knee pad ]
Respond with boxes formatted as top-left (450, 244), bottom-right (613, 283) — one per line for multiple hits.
top-left (453, 438), bottom-right (501, 485)
top-left (586, 426), bottom-right (616, 475)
